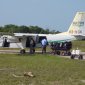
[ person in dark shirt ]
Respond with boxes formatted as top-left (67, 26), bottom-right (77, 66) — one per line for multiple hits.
top-left (29, 38), bottom-right (36, 54)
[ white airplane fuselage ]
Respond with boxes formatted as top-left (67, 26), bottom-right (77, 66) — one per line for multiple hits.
top-left (39, 32), bottom-right (76, 43)
top-left (0, 12), bottom-right (85, 49)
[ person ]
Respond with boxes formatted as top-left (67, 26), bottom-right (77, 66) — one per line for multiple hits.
top-left (50, 42), bottom-right (55, 54)
top-left (2, 37), bottom-right (9, 47)
top-left (41, 38), bottom-right (48, 54)
top-left (29, 38), bottom-right (36, 54)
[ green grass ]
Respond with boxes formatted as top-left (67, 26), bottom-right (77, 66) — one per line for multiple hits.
top-left (0, 54), bottom-right (85, 85)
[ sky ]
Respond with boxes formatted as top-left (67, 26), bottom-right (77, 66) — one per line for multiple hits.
top-left (0, 0), bottom-right (85, 32)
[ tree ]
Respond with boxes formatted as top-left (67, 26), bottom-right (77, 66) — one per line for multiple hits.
top-left (19, 25), bottom-right (29, 33)
top-left (29, 26), bottom-right (44, 33)
top-left (0, 24), bottom-right (60, 34)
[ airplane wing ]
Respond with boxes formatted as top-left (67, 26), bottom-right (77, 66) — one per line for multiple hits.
top-left (14, 33), bottom-right (38, 37)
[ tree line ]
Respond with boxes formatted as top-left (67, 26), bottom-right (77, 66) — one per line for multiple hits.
top-left (0, 24), bottom-right (60, 35)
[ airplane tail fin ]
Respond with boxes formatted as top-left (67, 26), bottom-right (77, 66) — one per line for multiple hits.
top-left (68, 12), bottom-right (85, 36)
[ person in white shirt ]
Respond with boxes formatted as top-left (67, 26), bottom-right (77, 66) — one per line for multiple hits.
top-left (41, 38), bottom-right (47, 54)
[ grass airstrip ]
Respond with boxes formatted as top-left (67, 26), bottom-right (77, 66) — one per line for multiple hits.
top-left (0, 54), bottom-right (85, 85)
top-left (0, 40), bottom-right (85, 85)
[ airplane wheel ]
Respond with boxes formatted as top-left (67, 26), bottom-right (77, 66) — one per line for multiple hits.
top-left (20, 49), bottom-right (26, 54)
top-left (57, 51), bottom-right (60, 55)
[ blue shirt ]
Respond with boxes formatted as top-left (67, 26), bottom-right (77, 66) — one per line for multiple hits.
top-left (41, 39), bottom-right (47, 46)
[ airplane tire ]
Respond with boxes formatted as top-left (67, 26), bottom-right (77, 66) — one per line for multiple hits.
top-left (20, 49), bottom-right (26, 54)
top-left (57, 51), bottom-right (60, 55)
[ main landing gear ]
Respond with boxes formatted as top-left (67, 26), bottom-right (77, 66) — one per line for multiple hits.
top-left (20, 49), bottom-right (26, 54)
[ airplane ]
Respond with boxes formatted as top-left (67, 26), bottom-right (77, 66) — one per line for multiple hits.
top-left (0, 12), bottom-right (85, 53)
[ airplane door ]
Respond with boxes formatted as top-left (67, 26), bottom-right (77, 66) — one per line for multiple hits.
top-left (36, 36), bottom-right (47, 47)
top-left (38, 36), bottom-right (47, 43)
top-left (26, 36), bottom-right (37, 47)
top-left (26, 37), bottom-right (30, 47)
